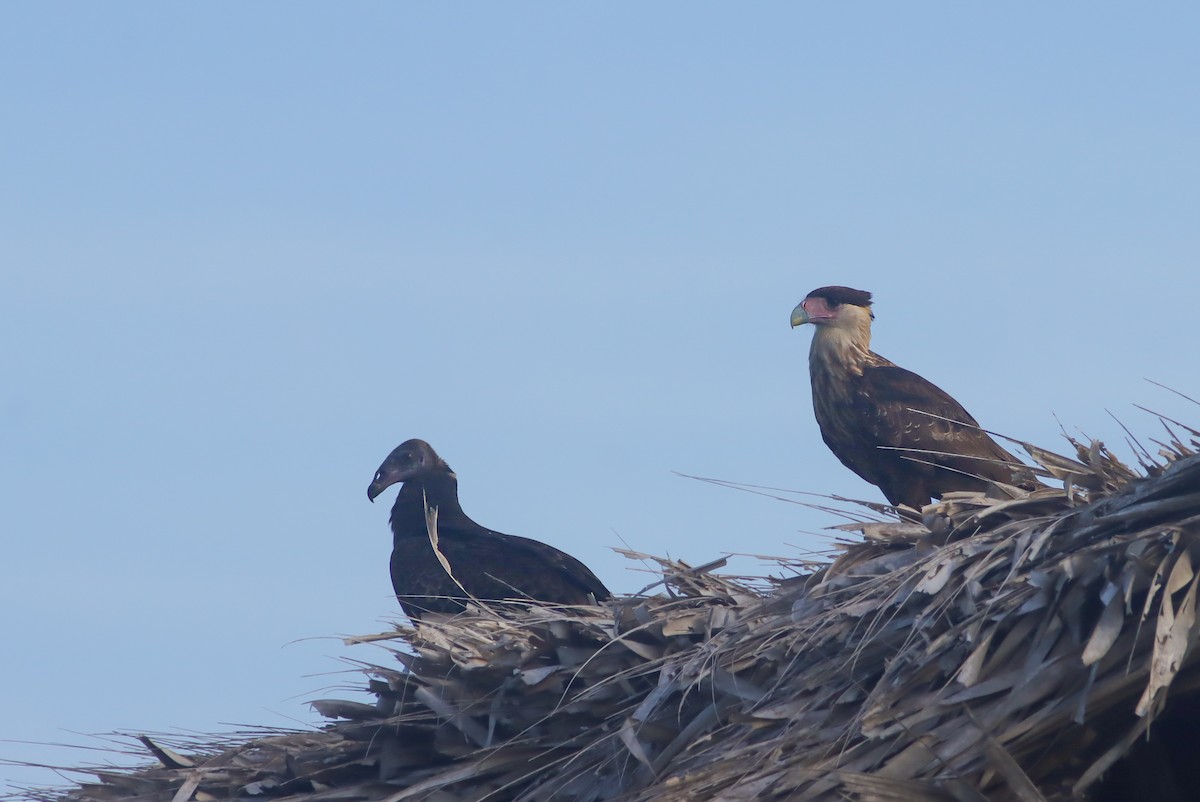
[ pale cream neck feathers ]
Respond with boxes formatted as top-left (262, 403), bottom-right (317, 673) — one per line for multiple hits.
top-left (808, 304), bottom-right (873, 376)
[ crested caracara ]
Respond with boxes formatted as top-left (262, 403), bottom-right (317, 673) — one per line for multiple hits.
top-left (367, 439), bottom-right (611, 619)
top-left (791, 286), bottom-right (1038, 509)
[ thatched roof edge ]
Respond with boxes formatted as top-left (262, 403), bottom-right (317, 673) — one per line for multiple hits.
top-left (22, 422), bottom-right (1200, 802)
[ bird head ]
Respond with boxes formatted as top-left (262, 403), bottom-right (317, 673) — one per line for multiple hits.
top-left (367, 439), bottom-right (445, 502)
top-left (790, 286), bottom-right (875, 329)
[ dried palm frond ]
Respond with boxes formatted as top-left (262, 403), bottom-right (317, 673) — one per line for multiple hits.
top-left (24, 428), bottom-right (1200, 802)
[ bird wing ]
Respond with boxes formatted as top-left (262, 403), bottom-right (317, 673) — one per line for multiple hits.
top-left (468, 528), bottom-right (612, 602)
top-left (394, 519), bottom-right (610, 610)
top-left (857, 364), bottom-right (1023, 471)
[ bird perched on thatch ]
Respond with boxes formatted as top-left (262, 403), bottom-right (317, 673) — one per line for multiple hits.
top-left (790, 286), bottom-right (1039, 509)
top-left (367, 439), bottom-right (611, 619)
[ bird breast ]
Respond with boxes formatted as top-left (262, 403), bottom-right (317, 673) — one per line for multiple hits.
top-left (809, 364), bottom-right (861, 434)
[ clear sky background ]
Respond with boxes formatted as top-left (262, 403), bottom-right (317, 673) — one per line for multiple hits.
top-left (3, 4), bottom-right (1198, 793)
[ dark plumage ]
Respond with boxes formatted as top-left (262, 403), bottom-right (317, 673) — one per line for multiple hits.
top-left (367, 439), bottom-right (611, 619)
top-left (791, 286), bottom-right (1038, 509)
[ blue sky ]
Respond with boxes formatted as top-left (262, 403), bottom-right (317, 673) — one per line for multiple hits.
top-left (3, 4), bottom-right (1198, 792)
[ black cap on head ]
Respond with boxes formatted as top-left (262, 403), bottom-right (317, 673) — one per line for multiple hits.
top-left (806, 286), bottom-right (873, 308)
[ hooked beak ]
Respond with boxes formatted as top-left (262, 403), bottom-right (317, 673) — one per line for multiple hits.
top-left (367, 464), bottom-right (399, 502)
top-left (790, 301), bottom-right (810, 328)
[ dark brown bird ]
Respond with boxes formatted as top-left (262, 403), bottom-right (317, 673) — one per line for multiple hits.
top-left (367, 439), bottom-right (611, 619)
top-left (790, 286), bottom-right (1038, 509)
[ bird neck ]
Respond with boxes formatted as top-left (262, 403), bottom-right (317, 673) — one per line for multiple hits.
top-left (389, 473), bottom-right (471, 539)
top-left (809, 316), bottom-right (873, 378)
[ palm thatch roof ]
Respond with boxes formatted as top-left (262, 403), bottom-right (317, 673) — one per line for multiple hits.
top-left (27, 420), bottom-right (1200, 802)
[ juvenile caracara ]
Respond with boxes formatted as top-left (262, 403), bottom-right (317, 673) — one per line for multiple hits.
top-left (790, 286), bottom-right (1038, 509)
top-left (367, 439), bottom-right (611, 619)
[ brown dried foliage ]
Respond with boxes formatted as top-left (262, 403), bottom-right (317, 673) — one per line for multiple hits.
top-left (31, 420), bottom-right (1200, 802)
